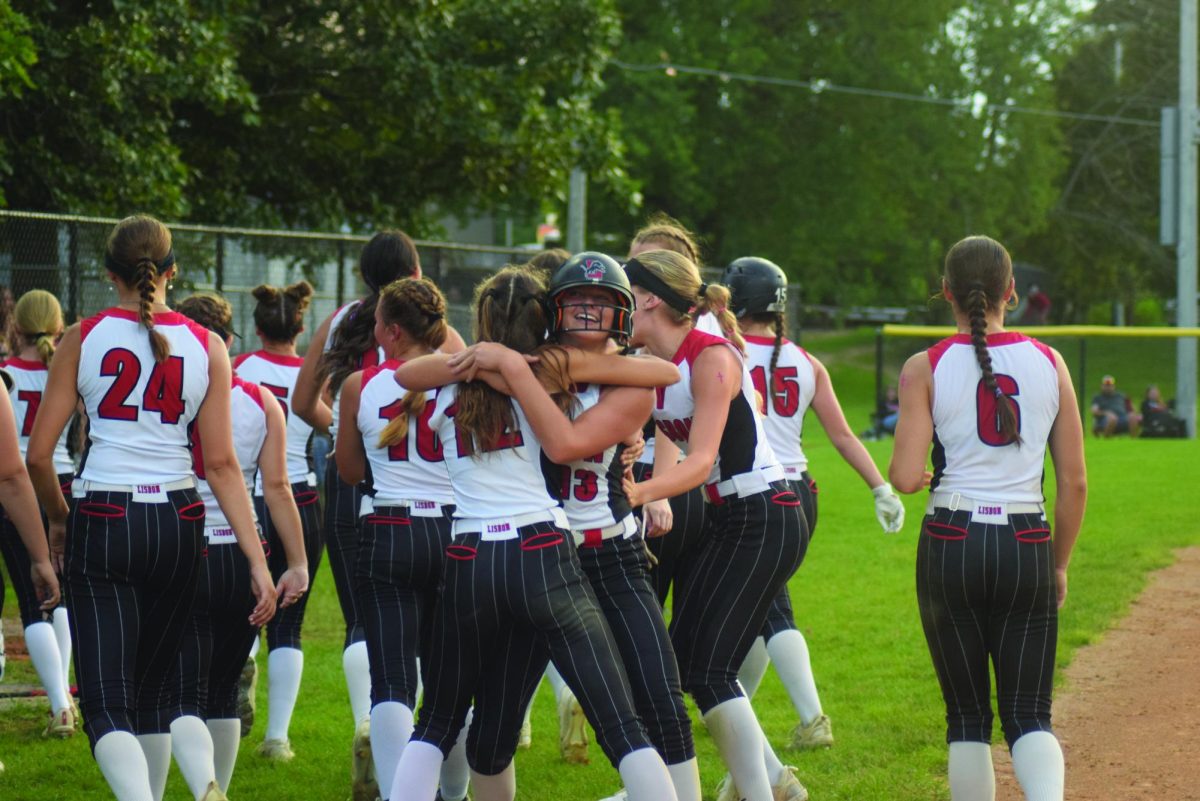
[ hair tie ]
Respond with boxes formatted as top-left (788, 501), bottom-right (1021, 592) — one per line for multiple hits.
top-left (427, 312), bottom-right (443, 321)
top-left (994, 386), bottom-right (1004, 399)
top-left (32, 332), bottom-right (52, 339)
top-left (698, 282), bottom-right (709, 296)
top-left (710, 304), bottom-right (726, 317)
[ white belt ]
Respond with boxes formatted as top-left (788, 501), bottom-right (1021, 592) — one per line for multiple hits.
top-left (571, 515), bottom-right (638, 548)
top-left (926, 491), bottom-right (1044, 525)
top-left (365, 497), bottom-right (451, 519)
top-left (452, 507), bottom-right (569, 540)
top-left (73, 477), bottom-right (195, 504)
top-left (703, 464), bottom-right (786, 504)
top-left (781, 465), bottom-right (807, 478)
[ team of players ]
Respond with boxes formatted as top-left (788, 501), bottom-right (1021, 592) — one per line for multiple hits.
top-left (0, 217), bottom-right (1085, 801)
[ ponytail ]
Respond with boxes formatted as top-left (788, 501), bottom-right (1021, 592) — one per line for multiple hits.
top-left (697, 281), bottom-right (745, 354)
top-left (135, 261), bottom-right (170, 363)
top-left (768, 310), bottom-right (785, 395)
top-left (966, 284), bottom-right (1021, 445)
top-left (378, 388), bottom-right (428, 448)
top-left (13, 289), bottom-right (63, 366)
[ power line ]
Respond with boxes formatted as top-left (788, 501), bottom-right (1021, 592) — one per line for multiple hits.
top-left (609, 59), bottom-right (1162, 129)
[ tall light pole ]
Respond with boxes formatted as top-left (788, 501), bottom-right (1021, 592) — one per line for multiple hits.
top-left (1178, 0), bottom-right (1198, 436)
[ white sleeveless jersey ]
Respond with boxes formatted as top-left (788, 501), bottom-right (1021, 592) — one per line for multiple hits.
top-left (637, 323), bottom-right (728, 467)
top-left (928, 332), bottom-right (1059, 503)
top-left (357, 360), bottom-right (453, 504)
top-left (78, 309), bottom-right (211, 484)
top-left (233, 350), bottom-right (314, 485)
top-left (743, 335), bottom-right (817, 472)
top-left (325, 301), bottom-right (383, 448)
top-left (429, 383), bottom-right (560, 519)
top-left (4, 357), bottom-right (73, 474)
top-left (547, 384), bottom-right (631, 530)
top-left (653, 328), bottom-right (779, 484)
top-left (195, 376), bottom-right (266, 533)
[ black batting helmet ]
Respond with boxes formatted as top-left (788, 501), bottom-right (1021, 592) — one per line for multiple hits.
top-left (547, 252), bottom-right (634, 344)
top-left (722, 257), bottom-right (788, 318)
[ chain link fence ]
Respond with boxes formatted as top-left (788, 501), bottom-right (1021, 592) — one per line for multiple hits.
top-left (0, 210), bottom-right (542, 354)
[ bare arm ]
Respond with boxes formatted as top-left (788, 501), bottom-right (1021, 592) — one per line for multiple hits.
top-left (293, 312), bottom-right (334, 430)
top-left (394, 353), bottom-right (457, 393)
top-left (198, 337), bottom-right (277, 625)
top-left (888, 352), bottom-right (935, 494)
top-left (626, 346), bottom-right (741, 505)
top-left (562, 349), bottom-right (680, 388)
top-left (27, 325), bottom-right (80, 529)
top-left (640, 427), bottom-right (680, 537)
top-left (440, 325), bottom-right (467, 354)
top-left (335, 371), bottom-right (368, 486)
top-left (1046, 350), bottom-right (1087, 607)
top-left (0, 390), bottom-right (58, 608)
top-left (808, 354), bottom-right (886, 489)
top-left (257, 389), bottom-right (309, 607)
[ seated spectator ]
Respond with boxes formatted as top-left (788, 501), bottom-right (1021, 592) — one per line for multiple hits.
top-left (1091, 374), bottom-right (1141, 437)
top-left (1140, 384), bottom-right (1187, 438)
top-left (863, 385), bottom-right (900, 440)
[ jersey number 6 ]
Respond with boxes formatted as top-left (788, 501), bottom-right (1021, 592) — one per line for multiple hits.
top-left (976, 374), bottom-right (1021, 446)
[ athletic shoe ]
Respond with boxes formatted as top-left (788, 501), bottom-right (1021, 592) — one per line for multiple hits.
top-left (44, 706), bottom-right (76, 738)
top-left (598, 789), bottom-right (629, 801)
top-left (789, 714), bottom-right (833, 751)
top-left (237, 656), bottom-right (257, 738)
top-left (351, 717), bottom-right (379, 801)
top-left (772, 766), bottom-right (809, 801)
top-left (257, 737), bottom-right (296, 762)
top-left (199, 780), bottom-right (228, 801)
top-left (714, 773), bottom-right (740, 801)
top-left (557, 691), bottom-right (589, 765)
top-left (69, 695), bottom-right (82, 730)
top-left (517, 715), bottom-right (532, 749)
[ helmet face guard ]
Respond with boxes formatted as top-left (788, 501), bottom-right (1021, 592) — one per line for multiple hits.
top-left (547, 252), bottom-right (635, 344)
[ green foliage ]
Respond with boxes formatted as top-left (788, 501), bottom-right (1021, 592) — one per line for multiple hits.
top-left (590, 0), bottom-right (1075, 306)
top-left (0, 0), bottom-right (37, 206)
top-left (0, 1), bottom-right (626, 234)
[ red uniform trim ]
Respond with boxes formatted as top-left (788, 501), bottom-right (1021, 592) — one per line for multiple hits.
top-left (232, 376), bottom-right (267, 411)
top-left (79, 308), bottom-right (210, 352)
top-left (928, 332), bottom-right (1055, 371)
top-left (2, 357), bottom-right (47, 371)
top-left (671, 328), bottom-right (740, 366)
top-left (242, 350), bottom-right (304, 368)
top-left (743, 333), bottom-right (793, 347)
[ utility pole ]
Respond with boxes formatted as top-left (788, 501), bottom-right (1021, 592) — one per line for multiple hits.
top-left (567, 167), bottom-right (587, 253)
top-left (1179, 0), bottom-right (1198, 436)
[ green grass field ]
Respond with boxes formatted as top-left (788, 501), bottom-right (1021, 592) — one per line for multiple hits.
top-left (2, 329), bottom-right (1198, 800)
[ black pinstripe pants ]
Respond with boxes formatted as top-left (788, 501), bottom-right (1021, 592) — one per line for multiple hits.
top-left (413, 522), bottom-right (655, 774)
top-left (256, 482), bottom-right (324, 650)
top-left (917, 508), bottom-right (1057, 748)
top-left (0, 473), bottom-right (74, 626)
top-left (669, 481), bottom-right (808, 713)
top-left (65, 488), bottom-right (205, 748)
top-left (576, 534), bottom-right (695, 764)
top-left (356, 506), bottom-right (453, 708)
top-left (761, 474), bottom-right (818, 640)
top-left (323, 459), bottom-right (366, 647)
top-left (631, 462), bottom-right (708, 609)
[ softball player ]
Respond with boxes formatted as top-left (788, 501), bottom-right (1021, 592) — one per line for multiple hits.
top-left (26, 215), bottom-right (276, 801)
top-left (232, 280), bottom-right (324, 759)
top-left (1, 290), bottom-right (76, 737)
top-left (390, 266), bottom-right (680, 801)
top-left (889, 235), bottom-right (1086, 801)
top-left (711, 257), bottom-right (906, 800)
top-left (620, 249), bottom-right (809, 801)
top-left (140, 294), bottom-right (309, 801)
top-left (335, 277), bottom-right (470, 801)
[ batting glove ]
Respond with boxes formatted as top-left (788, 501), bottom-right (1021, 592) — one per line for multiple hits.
top-left (872, 483), bottom-right (905, 533)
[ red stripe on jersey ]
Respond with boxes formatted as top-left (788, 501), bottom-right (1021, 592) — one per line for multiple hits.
top-left (244, 350), bottom-right (304, 367)
top-left (743, 333), bottom-right (793, 347)
top-left (232, 376), bottom-right (267, 410)
top-left (2, 357), bottom-right (46, 371)
top-left (672, 328), bottom-right (739, 367)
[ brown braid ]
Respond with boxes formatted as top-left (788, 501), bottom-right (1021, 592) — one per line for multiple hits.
top-left (769, 310), bottom-right (785, 394)
top-left (135, 261), bottom-right (170, 363)
top-left (376, 277), bottom-right (450, 448)
top-left (965, 283), bottom-right (1020, 445)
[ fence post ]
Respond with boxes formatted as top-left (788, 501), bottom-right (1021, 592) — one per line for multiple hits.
top-left (875, 327), bottom-right (885, 438)
top-left (215, 233), bottom-right (225, 293)
top-left (337, 240), bottom-right (346, 307)
top-left (67, 221), bottom-right (80, 322)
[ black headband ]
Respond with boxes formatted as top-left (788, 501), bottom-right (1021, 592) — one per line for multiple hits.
top-left (623, 258), bottom-right (694, 314)
top-left (104, 249), bottom-right (176, 276)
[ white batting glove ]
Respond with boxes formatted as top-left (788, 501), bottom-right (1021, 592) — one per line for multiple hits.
top-left (872, 483), bottom-right (905, 534)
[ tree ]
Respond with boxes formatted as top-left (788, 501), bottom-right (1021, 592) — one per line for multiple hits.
top-left (0, 0), bottom-right (38, 206)
top-left (1, 0), bottom-right (626, 234)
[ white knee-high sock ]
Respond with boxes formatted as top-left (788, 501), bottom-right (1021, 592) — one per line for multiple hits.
top-left (207, 718), bottom-right (241, 792)
top-left (703, 698), bottom-right (773, 801)
top-left (248, 634), bottom-right (261, 660)
top-left (1011, 731), bottom-right (1064, 801)
top-left (545, 662), bottom-right (568, 702)
top-left (96, 731), bottom-right (154, 801)
top-left (470, 761), bottom-right (516, 801)
top-left (766, 629), bottom-right (823, 724)
top-left (439, 707), bottom-right (472, 801)
top-left (738, 637), bottom-right (771, 698)
top-left (23, 622), bottom-right (70, 712)
top-left (762, 734), bottom-right (786, 785)
top-left (667, 757), bottom-right (702, 801)
top-left (52, 607), bottom-right (72, 690)
top-left (371, 701), bottom-right (415, 799)
top-left (170, 715), bottom-right (218, 800)
top-left (389, 739), bottom-right (443, 801)
top-left (343, 641), bottom-right (372, 724)
top-left (618, 747), bottom-right (678, 801)
top-left (948, 741), bottom-right (995, 801)
top-left (135, 732), bottom-right (171, 801)
top-left (266, 646), bottom-right (304, 741)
